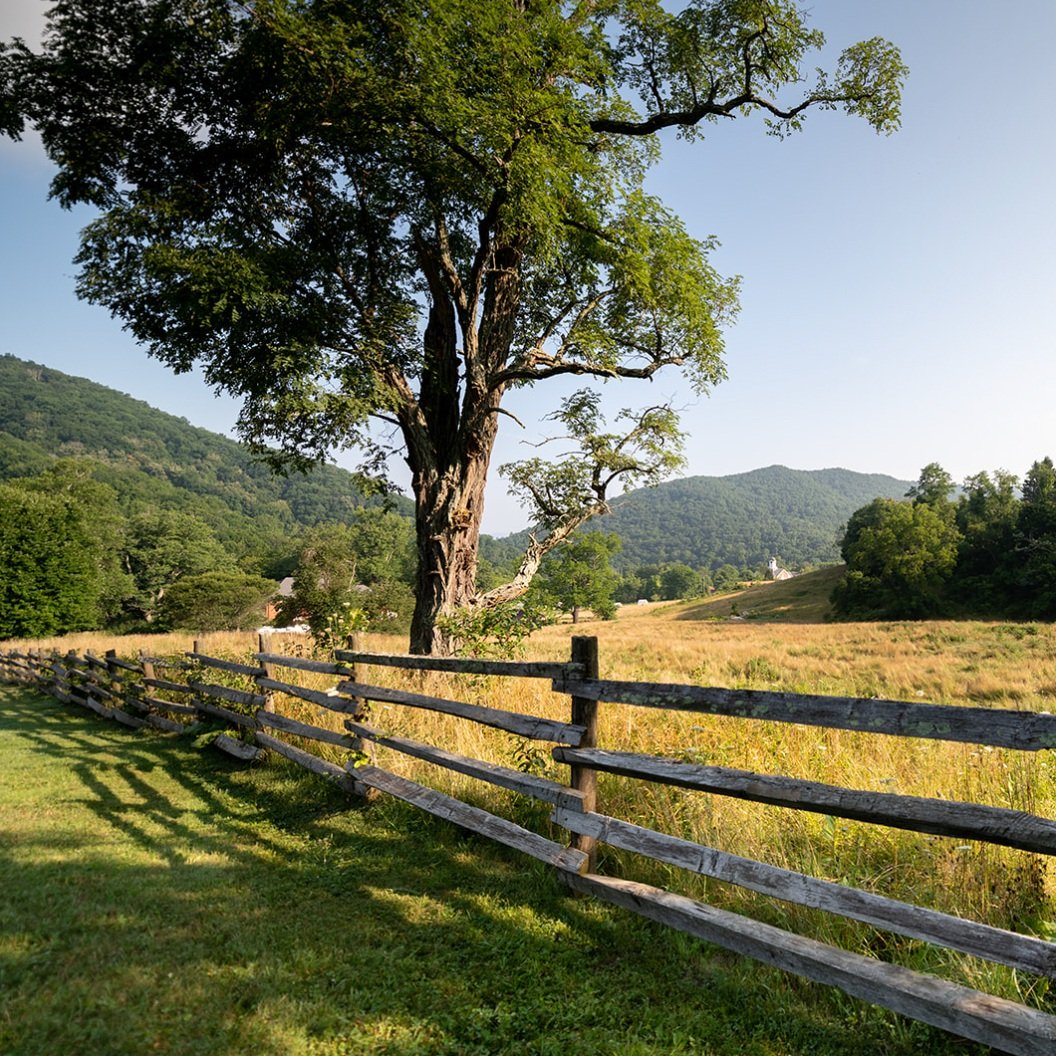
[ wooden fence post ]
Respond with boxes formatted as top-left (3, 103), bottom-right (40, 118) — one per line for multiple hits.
top-left (344, 632), bottom-right (374, 763)
top-left (104, 648), bottom-right (122, 714)
top-left (344, 633), bottom-right (360, 686)
top-left (64, 649), bottom-right (78, 699)
top-left (105, 648), bottom-right (119, 693)
top-left (568, 636), bottom-right (599, 871)
top-left (138, 650), bottom-right (155, 717)
top-left (257, 632), bottom-right (276, 715)
top-left (42, 650), bottom-right (52, 689)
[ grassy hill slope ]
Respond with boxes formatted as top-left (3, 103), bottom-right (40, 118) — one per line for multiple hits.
top-left (666, 565), bottom-right (845, 622)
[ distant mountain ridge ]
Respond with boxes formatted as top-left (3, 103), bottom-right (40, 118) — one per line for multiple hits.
top-left (601, 465), bottom-right (912, 570)
top-left (0, 355), bottom-right (910, 572)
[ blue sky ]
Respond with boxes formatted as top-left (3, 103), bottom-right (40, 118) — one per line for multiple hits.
top-left (2, 1), bottom-right (1055, 535)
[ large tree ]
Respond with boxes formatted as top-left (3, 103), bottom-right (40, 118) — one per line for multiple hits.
top-left (1016, 457), bottom-right (1056, 618)
top-left (833, 496), bottom-right (961, 619)
top-left (158, 569), bottom-right (277, 631)
top-left (954, 468), bottom-right (1019, 610)
top-left (2, 0), bottom-right (905, 652)
top-left (123, 508), bottom-right (235, 621)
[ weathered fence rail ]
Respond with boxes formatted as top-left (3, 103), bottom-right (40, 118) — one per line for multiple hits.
top-left (1, 636), bottom-right (1054, 1054)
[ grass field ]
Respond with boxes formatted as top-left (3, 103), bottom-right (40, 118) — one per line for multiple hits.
top-left (0, 685), bottom-right (988, 1056)
top-left (2, 574), bottom-right (1055, 1050)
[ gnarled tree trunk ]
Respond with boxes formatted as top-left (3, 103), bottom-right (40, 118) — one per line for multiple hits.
top-left (408, 453), bottom-right (491, 655)
top-left (404, 237), bottom-right (518, 655)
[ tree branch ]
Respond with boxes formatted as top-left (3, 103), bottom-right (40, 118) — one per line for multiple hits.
top-left (434, 212), bottom-right (469, 324)
top-left (473, 503), bottom-right (607, 610)
top-left (491, 354), bottom-right (681, 389)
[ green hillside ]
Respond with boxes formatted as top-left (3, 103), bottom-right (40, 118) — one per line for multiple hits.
top-left (669, 565), bottom-right (846, 622)
top-left (0, 355), bottom-right (410, 554)
top-left (1, 356), bottom-right (910, 580)
top-left (600, 465), bottom-right (912, 570)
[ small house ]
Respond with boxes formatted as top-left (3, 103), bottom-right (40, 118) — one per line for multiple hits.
top-left (263, 576), bottom-right (296, 623)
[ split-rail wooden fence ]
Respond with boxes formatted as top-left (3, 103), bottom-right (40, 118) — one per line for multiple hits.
top-left (1, 635), bottom-right (1055, 1054)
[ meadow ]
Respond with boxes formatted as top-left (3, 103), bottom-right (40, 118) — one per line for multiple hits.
top-left (3, 576), bottom-right (1055, 1047)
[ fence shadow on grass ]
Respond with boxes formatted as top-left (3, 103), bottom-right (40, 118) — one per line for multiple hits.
top-left (0, 689), bottom-right (975, 1056)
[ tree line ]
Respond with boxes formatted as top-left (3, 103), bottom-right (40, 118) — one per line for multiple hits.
top-left (833, 460), bottom-right (1056, 620)
top-left (519, 531), bottom-right (771, 626)
top-left (0, 459), bottom-right (418, 640)
top-left (0, 457), bottom-right (745, 642)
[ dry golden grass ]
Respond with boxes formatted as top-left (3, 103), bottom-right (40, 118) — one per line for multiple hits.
top-left (672, 564), bottom-right (848, 623)
top-left (6, 609), bottom-right (1056, 1001)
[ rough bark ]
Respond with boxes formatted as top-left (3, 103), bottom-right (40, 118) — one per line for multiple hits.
top-left (408, 450), bottom-right (492, 655)
top-left (405, 230), bottom-right (521, 655)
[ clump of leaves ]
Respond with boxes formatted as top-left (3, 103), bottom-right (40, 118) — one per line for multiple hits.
top-left (312, 603), bottom-right (369, 660)
top-left (438, 597), bottom-right (554, 659)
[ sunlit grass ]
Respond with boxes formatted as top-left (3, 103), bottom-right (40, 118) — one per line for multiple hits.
top-left (5, 606), bottom-right (1056, 1011)
top-left (0, 686), bottom-right (977, 1056)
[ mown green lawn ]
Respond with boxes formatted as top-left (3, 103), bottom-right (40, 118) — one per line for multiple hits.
top-left (0, 687), bottom-right (978, 1056)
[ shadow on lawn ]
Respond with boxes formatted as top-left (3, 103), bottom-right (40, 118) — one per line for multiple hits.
top-left (0, 689), bottom-right (966, 1056)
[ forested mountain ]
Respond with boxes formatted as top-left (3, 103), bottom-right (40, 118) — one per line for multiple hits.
top-left (0, 355), bottom-right (410, 554)
top-left (0, 356), bottom-right (908, 579)
top-left (598, 466), bottom-right (912, 570)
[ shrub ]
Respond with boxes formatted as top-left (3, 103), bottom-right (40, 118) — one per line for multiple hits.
top-left (157, 571), bottom-right (276, 631)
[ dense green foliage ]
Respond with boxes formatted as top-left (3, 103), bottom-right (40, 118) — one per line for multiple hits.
top-left (615, 560), bottom-right (711, 603)
top-left (0, 463), bottom-right (131, 638)
top-left (530, 531), bottom-right (622, 622)
top-left (157, 570), bottom-right (276, 631)
top-left (712, 563), bottom-right (743, 593)
top-left (1016, 458), bottom-right (1056, 617)
top-left (0, 355), bottom-right (943, 637)
top-left (3, 1), bottom-right (906, 651)
top-left (1, 357), bottom-right (930, 636)
top-left (834, 459), bottom-right (1056, 619)
top-left (124, 508), bottom-right (236, 621)
top-left (831, 498), bottom-right (960, 619)
top-left (2, 356), bottom-right (908, 633)
top-left (279, 516), bottom-right (417, 643)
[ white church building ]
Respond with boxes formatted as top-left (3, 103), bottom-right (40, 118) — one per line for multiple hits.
top-left (767, 557), bottom-right (795, 581)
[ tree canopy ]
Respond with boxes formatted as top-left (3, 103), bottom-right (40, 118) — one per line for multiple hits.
top-left (158, 570), bottom-right (276, 631)
top-left (834, 459), bottom-right (1056, 621)
top-left (124, 508), bottom-right (235, 621)
top-left (3, 0), bottom-right (906, 652)
top-left (279, 512), bottom-right (417, 641)
top-left (832, 496), bottom-right (960, 619)
top-left (0, 462), bottom-right (131, 638)
top-left (532, 529), bottom-right (622, 622)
